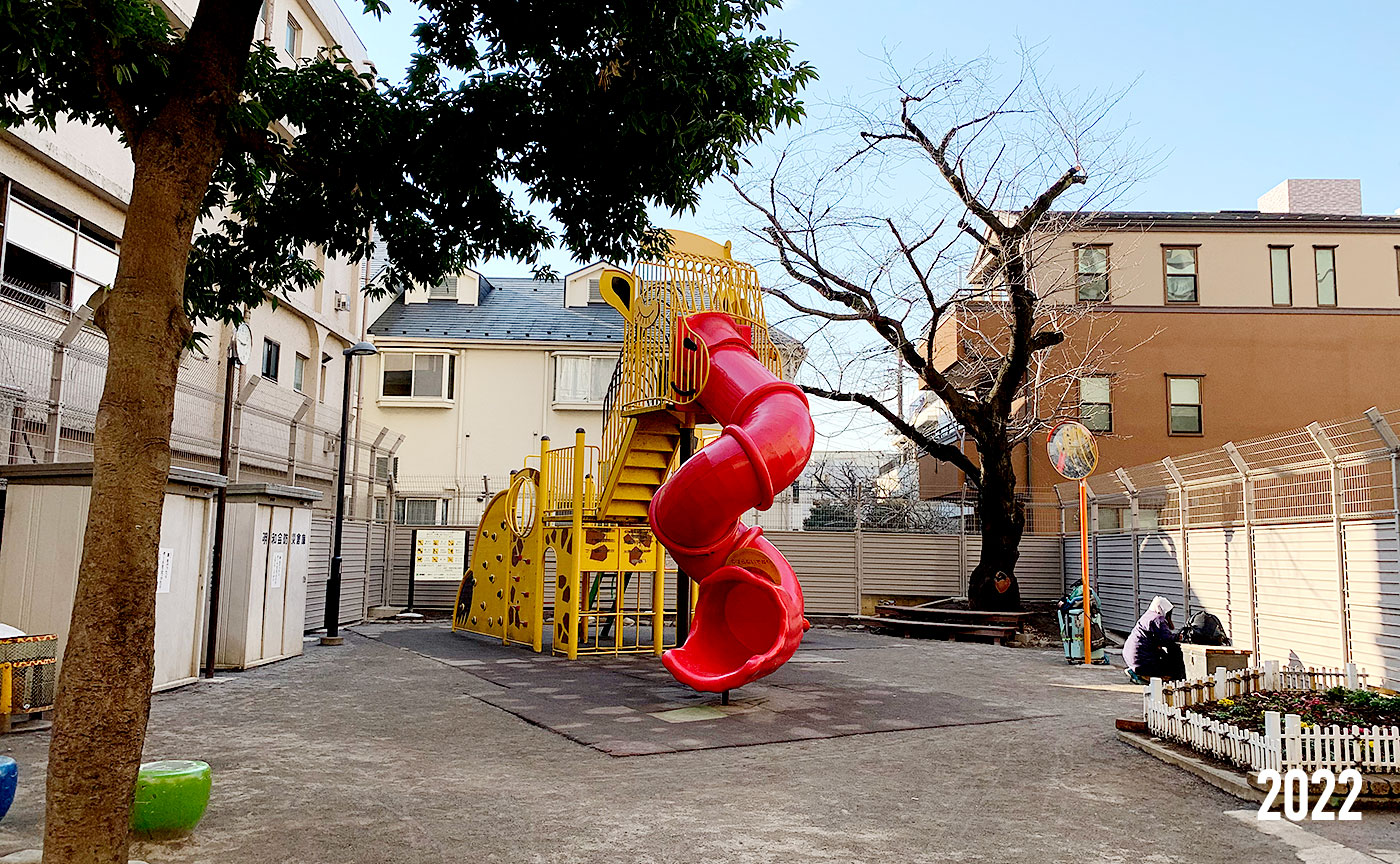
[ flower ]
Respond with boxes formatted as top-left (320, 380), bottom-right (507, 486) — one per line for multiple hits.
top-left (1219, 698), bottom-right (1234, 707)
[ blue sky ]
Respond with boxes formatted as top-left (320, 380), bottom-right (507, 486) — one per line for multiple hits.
top-left (336, 0), bottom-right (1399, 448)
top-left (339, 0), bottom-right (1400, 262)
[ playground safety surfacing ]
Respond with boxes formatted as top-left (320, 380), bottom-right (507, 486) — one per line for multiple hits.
top-left (356, 622), bottom-right (1043, 756)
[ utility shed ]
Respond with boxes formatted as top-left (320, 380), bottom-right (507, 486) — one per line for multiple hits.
top-left (214, 483), bottom-right (320, 669)
top-left (0, 462), bottom-right (222, 691)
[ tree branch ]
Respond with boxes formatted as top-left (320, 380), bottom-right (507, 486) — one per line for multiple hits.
top-left (803, 384), bottom-right (982, 486)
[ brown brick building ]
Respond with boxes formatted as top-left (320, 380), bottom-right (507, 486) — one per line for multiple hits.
top-left (919, 179), bottom-right (1400, 519)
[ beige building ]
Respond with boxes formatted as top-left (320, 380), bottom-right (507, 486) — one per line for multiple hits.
top-left (360, 262), bottom-right (625, 524)
top-left (0, 0), bottom-right (386, 503)
top-left (921, 179), bottom-right (1400, 519)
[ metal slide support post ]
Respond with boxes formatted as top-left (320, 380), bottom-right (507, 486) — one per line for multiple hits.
top-left (674, 428), bottom-right (695, 645)
top-left (204, 342), bottom-right (240, 677)
top-left (568, 428), bottom-right (585, 660)
top-left (1307, 422), bottom-right (1350, 663)
top-left (1223, 442), bottom-right (1260, 659)
top-left (1116, 468), bottom-right (1141, 621)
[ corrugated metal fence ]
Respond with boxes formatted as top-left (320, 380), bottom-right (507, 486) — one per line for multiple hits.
top-left (1060, 407), bottom-right (1400, 692)
top-left (385, 526), bottom-right (1066, 617)
top-left (306, 516), bottom-right (387, 631)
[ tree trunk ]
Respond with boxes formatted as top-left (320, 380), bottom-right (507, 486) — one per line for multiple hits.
top-left (967, 442), bottom-right (1024, 611)
top-left (41, 120), bottom-right (219, 864)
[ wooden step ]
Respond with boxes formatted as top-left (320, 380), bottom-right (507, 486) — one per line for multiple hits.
top-left (852, 615), bottom-right (1018, 645)
top-left (873, 605), bottom-right (1032, 628)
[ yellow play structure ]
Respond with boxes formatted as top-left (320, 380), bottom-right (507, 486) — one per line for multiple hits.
top-left (450, 232), bottom-right (785, 659)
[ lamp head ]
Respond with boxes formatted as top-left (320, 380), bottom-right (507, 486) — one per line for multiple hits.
top-left (344, 341), bottom-right (377, 357)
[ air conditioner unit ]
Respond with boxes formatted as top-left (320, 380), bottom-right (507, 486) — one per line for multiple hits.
top-left (335, 292), bottom-right (349, 311)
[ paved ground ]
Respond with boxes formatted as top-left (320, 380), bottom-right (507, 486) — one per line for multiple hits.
top-left (1, 623), bottom-right (1397, 863)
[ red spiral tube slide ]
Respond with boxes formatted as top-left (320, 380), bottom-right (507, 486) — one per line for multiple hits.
top-left (648, 311), bottom-right (815, 691)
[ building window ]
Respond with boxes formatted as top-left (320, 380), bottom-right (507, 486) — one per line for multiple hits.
top-left (1075, 245), bottom-right (1109, 301)
top-left (554, 354), bottom-right (617, 403)
top-left (1314, 246), bottom-right (1337, 306)
top-left (1097, 507), bottom-right (1121, 532)
top-left (381, 352), bottom-right (455, 399)
top-left (293, 353), bottom-right (308, 392)
top-left (587, 278), bottom-right (606, 304)
top-left (374, 456), bottom-right (397, 481)
top-left (1167, 376), bottom-right (1202, 435)
top-left (428, 275), bottom-right (457, 300)
top-left (395, 497), bottom-right (448, 525)
top-left (1079, 376), bottom-right (1112, 433)
top-left (261, 338), bottom-right (280, 382)
top-left (1269, 246), bottom-right (1292, 306)
top-left (284, 14), bottom-right (302, 57)
top-left (1163, 247), bottom-right (1198, 303)
top-left (0, 187), bottom-right (119, 310)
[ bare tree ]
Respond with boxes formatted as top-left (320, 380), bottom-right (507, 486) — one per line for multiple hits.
top-left (801, 452), bottom-right (958, 533)
top-left (732, 58), bottom-right (1147, 609)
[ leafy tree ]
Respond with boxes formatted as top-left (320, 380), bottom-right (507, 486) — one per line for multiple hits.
top-left (1, 2), bottom-right (813, 860)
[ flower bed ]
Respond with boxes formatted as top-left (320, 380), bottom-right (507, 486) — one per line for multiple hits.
top-left (1142, 661), bottom-right (1400, 774)
top-left (1193, 687), bottom-right (1400, 734)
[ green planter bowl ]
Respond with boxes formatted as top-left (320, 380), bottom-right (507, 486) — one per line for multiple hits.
top-left (131, 760), bottom-right (211, 841)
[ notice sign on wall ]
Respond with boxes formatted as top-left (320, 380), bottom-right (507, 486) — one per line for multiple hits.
top-left (268, 549), bottom-right (286, 590)
top-left (414, 529), bottom-right (468, 581)
top-left (156, 547), bottom-right (173, 594)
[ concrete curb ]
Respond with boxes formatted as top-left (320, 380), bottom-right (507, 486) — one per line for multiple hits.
top-left (1118, 729), bottom-right (1265, 803)
top-left (1120, 730), bottom-right (1400, 810)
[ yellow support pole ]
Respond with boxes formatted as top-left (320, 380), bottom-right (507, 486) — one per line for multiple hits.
top-left (614, 529), bottom-right (624, 654)
top-left (1, 664), bottom-right (11, 722)
top-left (652, 549), bottom-right (666, 656)
top-left (568, 427), bottom-right (585, 660)
top-left (533, 437), bottom-right (549, 654)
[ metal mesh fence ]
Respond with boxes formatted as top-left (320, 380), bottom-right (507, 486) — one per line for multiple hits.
top-left (1058, 407), bottom-right (1400, 531)
top-left (0, 295), bottom-right (402, 516)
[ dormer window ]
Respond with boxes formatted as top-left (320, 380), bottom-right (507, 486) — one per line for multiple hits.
top-left (588, 278), bottom-right (604, 304)
top-left (429, 275), bottom-right (457, 300)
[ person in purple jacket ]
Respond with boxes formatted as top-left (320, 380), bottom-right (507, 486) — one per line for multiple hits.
top-left (1124, 596), bottom-right (1184, 683)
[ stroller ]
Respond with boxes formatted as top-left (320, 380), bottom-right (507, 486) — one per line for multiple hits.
top-left (1056, 584), bottom-right (1109, 665)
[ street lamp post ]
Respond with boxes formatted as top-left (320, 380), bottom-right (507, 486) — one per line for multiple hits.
top-left (322, 340), bottom-right (378, 646)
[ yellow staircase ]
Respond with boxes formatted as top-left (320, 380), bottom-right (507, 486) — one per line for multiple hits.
top-left (595, 411), bottom-right (682, 522)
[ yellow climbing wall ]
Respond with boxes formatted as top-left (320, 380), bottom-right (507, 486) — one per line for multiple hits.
top-left (453, 472), bottom-right (544, 649)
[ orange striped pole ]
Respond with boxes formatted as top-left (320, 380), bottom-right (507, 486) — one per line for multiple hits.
top-left (1080, 478), bottom-right (1092, 663)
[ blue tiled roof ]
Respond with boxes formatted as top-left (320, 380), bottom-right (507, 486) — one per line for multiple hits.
top-left (368, 275), bottom-right (624, 344)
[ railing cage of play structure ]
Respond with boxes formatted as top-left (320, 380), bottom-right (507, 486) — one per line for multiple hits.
top-left (599, 251), bottom-right (785, 489)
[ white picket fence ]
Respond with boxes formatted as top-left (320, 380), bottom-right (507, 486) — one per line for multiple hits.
top-left (1143, 661), bottom-right (1400, 774)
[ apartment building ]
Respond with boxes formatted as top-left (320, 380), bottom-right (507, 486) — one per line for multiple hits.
top-left (919, 179), bottom-right (1400, 521)
top-left (360, 261), bottom-right (626, 524)
top-left (0, 0), bottom-right (387, 503)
